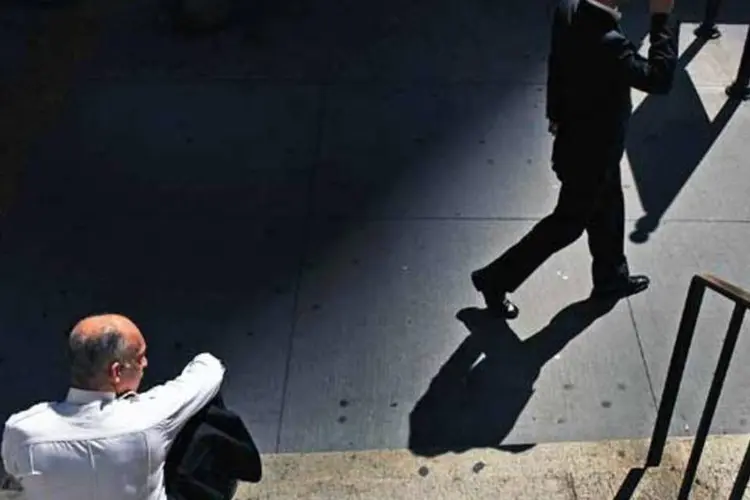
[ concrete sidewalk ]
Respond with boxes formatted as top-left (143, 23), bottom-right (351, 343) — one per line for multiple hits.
top-left (237, 435), bottom-right (750, 499)
top-left (1, 0), bottom-right (750, 498)
top-left (2, 0), bottom-right (750, 490)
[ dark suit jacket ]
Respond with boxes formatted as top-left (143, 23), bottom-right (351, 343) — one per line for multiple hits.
top-left (165, 394), bottom-right (262, 500)
top-left (546, 0), bottom-right (677, 172)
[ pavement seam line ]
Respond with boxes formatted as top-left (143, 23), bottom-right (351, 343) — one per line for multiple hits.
top-left (274, 83), bottom-right (329, 454)
top-left (627, 296), bottom-right (659, 410)
top-left (303, 216), bottom-right (750, 223)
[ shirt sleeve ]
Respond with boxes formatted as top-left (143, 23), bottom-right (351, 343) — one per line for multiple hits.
top-left (2, 422), bottom-right (18, 478)
top-left (1, 421), bottom-right (33, 481)
top-left (603, 14), bottom-right (677, 94)
top-left (136, 353), bottom-right (226, 439)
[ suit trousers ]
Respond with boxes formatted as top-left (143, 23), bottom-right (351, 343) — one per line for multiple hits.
top-left (480, 161), bottom-right (628, 293)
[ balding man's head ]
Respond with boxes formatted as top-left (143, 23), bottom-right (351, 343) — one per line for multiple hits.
top-left (68, 314), bottom-right (147, 394)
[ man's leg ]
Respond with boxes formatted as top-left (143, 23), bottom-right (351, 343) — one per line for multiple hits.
top-left (586, 167), bottom-right (649, 297)
top-left (474, 171), bottom-right (602, 316)
top-left (587, 166), bottom-right (628, 285)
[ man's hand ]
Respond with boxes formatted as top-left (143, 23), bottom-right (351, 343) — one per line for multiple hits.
top-left (548, 121), bottom-right (558, 136)
top-left (650, 0), bottom-right (674, 14)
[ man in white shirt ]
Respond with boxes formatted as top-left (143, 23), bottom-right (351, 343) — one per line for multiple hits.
top-left (1, 314), bottom-right (225, 500)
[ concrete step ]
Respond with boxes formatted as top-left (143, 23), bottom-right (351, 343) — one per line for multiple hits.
top-left (236, 436), bottom-right (750, 499)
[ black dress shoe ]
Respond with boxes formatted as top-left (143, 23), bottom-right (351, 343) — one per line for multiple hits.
top-left (471, 271), bottom-right (519, 319)
top-left (592, 275), bottom-right (650, 299)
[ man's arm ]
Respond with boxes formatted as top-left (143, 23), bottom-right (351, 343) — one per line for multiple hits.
top-left (604, 13), bottom-right (677, 94)
top-left (137, 353), bottom-right (226, 439)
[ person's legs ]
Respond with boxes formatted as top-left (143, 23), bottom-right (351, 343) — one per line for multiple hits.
top-left (479, 205), bottom-right (586, 293)
top-left (474, 170), bottom-right (606, 316)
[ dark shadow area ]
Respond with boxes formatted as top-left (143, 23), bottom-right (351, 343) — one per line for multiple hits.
top-left (627, 12), bottom-right (749, 243)
top-left (0, 0), bottom-right (554, 453)
top-left (408, 298), bottom-right (616, 457)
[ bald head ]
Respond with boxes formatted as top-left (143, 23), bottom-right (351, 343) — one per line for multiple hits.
top-left (72, 314), bottom-right (141, 343)
top-left (68, 314), bottom-right (147, 393)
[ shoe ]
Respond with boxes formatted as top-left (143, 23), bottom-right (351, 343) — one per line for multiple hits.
top-left (592, 275), bottom-right (650, 299)
top-left (471, 271), bottom-right (519, 319)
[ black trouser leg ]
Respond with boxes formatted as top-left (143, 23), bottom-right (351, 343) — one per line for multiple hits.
top-left (587, 166), bottom-right (629, 287)
top-left (479, 170), bottom-right (609, 293)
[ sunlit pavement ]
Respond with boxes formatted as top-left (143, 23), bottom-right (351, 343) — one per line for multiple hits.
top-left (239, 436), bottom-right (750, 499)
top-left (1, 0), bottom-right (750, 496)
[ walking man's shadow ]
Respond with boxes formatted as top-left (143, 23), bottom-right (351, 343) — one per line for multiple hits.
top-left (627, 29), bottom-right (743, 243)
top-left (409, 298), bottom-right (617, 457)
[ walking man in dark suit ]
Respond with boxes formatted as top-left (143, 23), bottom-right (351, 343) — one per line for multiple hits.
top-left (472, 0), bottom-right (677, 319)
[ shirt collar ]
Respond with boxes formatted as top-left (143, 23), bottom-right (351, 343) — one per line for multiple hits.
top-left (66, 388), bottom-right (117, 404)
top-left (586, 0), bottom-right (622, 21)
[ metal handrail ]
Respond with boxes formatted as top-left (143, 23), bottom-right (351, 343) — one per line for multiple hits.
top-left (646, 274), bottom-right (750, 499)
top-left (694, 274), bottom-right (750, 309)
top-left (693, 0), bottom-right (750, 100)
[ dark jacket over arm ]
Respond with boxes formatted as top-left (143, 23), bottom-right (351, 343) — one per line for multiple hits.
top-left (546, 0), bottom-right (677, 126)
top-left (603, 14), bottom-right (676, 94)
top-left (165, 394), bottom-right (262, 500)
top-left (545, 0), bottom-right (677, 170)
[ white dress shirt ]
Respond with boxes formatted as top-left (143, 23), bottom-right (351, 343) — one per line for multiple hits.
top-left (1, 353), bottom-right (225, 500)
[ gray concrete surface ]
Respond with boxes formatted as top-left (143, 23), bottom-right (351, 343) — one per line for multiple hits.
top-left (280, 221), bottom-right (655, 452)
top-left (237, 435), bottom-right (750, 499)
top-left (0, 0), bottom-right (750, 469)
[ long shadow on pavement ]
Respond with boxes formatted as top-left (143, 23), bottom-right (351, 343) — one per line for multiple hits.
top-left (409, 298), bottom-right (617, 457)
top-left (627, 22), bottom-right (746, 244)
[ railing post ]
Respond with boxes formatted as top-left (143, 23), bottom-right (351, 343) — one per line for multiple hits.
top-left (646, 279), bottom-right (707, 466)
top-left (676, 304), bottom-right (746, 499)
top-left (694, 0), bottom-right (724, 40)
top-left (729, 439), bottom-right (750, 500)
top-left (638, 274), bottom-right (750, 496)
top-left (726, 27), bottom-right (750, 101)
